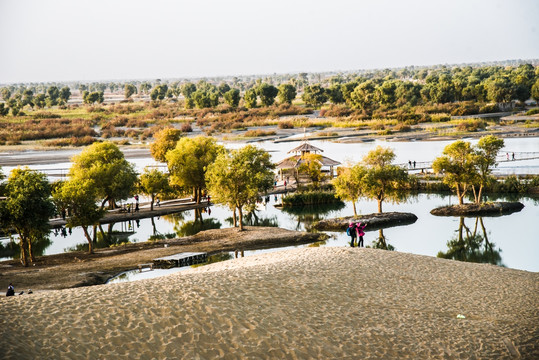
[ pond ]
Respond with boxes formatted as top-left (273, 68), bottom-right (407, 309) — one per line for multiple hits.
top-left (2, 192), bottom-right (538, 273)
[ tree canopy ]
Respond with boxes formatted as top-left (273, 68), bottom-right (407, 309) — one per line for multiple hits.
top-left (166, 136), bottom-right (224, 203)
top-left (0, 167), bottom-right (55, 266)
top-left (150, 127), bottom-right (182, 163)
top-left (69, 142), bottom-right (137, 209)
top-left (206, 145), bottom-right (275, 230)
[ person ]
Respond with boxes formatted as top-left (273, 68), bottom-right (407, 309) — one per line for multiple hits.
top-left (135, 202), bottom-right (139, 212)
top-left (6, 283), bottom-right (15, 297)
top-left (347, 222), bottom-right (357, 247)
top-left (156, 197), bottom-right (160, 207)
top-left (408, 160), bottom-right (412, 168)
top-left (413, 160), bottom-right (416, 169)
top-left (135, 195), bottom-right (139, 203)
top-left (512, 152), bottom-right (515, 161)
top-left (356, 222), bottom-right (367, 247)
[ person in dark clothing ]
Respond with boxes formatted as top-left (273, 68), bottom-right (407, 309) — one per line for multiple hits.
top-left (356, 222), bottom-right (367, 247)
top-left (347, 222), bottom-right (357, 247)
top-left (6, 283), bottom-right (15, 297)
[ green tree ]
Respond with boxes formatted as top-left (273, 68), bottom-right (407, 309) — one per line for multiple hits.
top-left (486, 76), bottom-right (515, 105)
top-left (0, 168), bottom-right (55, 266)
top-left (138, 168), bottom-right (170, 210)
top-left (223, 88), bottom-right (241, 108)
top-left (140, 82), bottom-right (152, 94)
top-left (181, 82), bottom-right (197, 99)
top-left (53, 179), bottom-right (104, 254)
top-left (69, 142), bottom-right (137, 209)
top-left (327, 84), bottom-right (345, 104)
top-left (531, 78), bottom-right (539, 103)
top-left (302, 84), bottom-right (328, 108)
top-left (0, 87), bottom-right (11, 100)
top-left (59, 86), bottom-right (71, 103)
top-left (166, 136), bottom-right (224, 203)
top-left (432, 140), bottom-right (477, 205)
top-left (47, 86), bottom-right (60, 106)
top-left (350, 81), bottom-right (376, 111)
top-left (218, 82), bottom-right (231, 96)
top-left (244, 88), bottom-right (258, 108)
top-left (332, 164), bottom-right (367, 216)
top-left (124, 84), bottom-right (137, 99)
top-left (472, 135), bottom-right (504, 203)
top-left (257, 83), bottom-right (279, 106)
top-left (277, 84), bottom-right (297, 104)
top-left (297, 153), bottom-right (325, 189)
top-left (0, 103), bottom-right (9, 116)
top-left (361, 146), bottom-right (410, 213)
top-left (150, 127), bottom-right (182, 162)
top-left (206, 145), bottom-right (275, 230)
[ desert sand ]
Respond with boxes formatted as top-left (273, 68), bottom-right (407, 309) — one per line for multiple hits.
top-left (1, 247), bottom-right (538, 359)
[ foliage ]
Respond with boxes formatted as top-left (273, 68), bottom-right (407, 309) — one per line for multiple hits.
top-left (302, 84), bottom-right (328, 108)
top-left (297, 153), bottom-right (325, 189)
top-left (281, 190), bottom-right (342, 207)
top-left (244, 88), bottom-right (258, 108)
top-left (166, 136), bottom-right (224, 203)
top-left (277, 84), bottom-right (297, 104)
top-left (257, 83), bottom-right (279, 107)
top-left (69, 142), bottom-right (137, 209)
top-left (332, 164), bottom-right (367, 216)
top-left (206, 145), bottom-right (275, 230)
top-left (223, 88), bottom-right (241, 108)
top-left (0, 168), bottom-right (55, 266)
top-left (138, 167), bottom-right (170, 210)
top-left (150, 127), bottom-right (182, 162)
top-left (53, 178), bottom-right (104, 253)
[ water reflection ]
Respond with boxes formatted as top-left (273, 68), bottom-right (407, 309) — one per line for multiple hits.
top-left (280, 202), bottom-right (346, 231)
top-left (0, 235), bottom-right (52, 260)
top-left (437, 217), bottom-right (503, 266)
top-left (368, 229), bottom-right (395, 251)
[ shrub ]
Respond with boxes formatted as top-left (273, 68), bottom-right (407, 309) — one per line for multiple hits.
top-left (278, 121), bottom-right (294, 129)
top-left (33, 111), bottom-right (61, 119)
top-left (479, 104), bottom-right (500, 114)
top-left (243, 129), bottom-right (276, 137)
top-left (282, 190), bottom-right (342, 206)
top-left (180, 122), bottom-right (193, 132)
top-left (456, 119), bottom-right (486, 132)
top-left (430, 113), bottom-right (451, 122)
top-left (525, 108), bottom-right (539, 116)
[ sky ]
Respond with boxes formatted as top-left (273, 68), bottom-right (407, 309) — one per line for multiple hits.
top-left (0, 0), bottom-right (538, 84)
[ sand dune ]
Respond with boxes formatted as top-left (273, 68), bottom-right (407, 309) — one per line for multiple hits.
top-left (1, 247), bottom-right (537, 359)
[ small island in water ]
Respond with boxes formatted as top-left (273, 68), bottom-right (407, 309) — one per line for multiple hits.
top-left (430, 202), bottom-right (524, 216)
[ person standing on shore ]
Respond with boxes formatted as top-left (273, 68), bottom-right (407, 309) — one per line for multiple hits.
top-left (6, 283), bottom-right (15, 297)
top-left (356, 222), bottom-right (367, 247)
top-left (347, 222), bottom-right (357, 247)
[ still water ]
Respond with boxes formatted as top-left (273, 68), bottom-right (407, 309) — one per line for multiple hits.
top-left (1, 136), bottom-right (538, 273)
top-left (2, 192), bottom-right (537, 273)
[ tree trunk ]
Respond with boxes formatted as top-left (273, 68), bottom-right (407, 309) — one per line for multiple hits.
top-left (377, 199), bottom-right (383, 213)
top-left (28, 238), bottom-right (35, 264)
top-left (19, 236), bottom-right (29, 267)
top-left (193, 187), bottom-right (198, 203)
top-left (352, 202), bottom-right (357, 217)
top-left (233, 208), bottom-right (237, 227)
top-left (82, 226), bottom-right (93, 254)
top-left (238, 206), bottom-right (244, 231)
top-left (477, 184), bottom-right (484, 204)
top-left (150, 193), bottom-right (154, 211)
top-left (455, 185), bottom-right (462, 205)
top-left (472, 185), bottom-right (478, 204)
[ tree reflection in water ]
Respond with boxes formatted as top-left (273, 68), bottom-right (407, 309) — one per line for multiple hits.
top-left (437, 217), bottom-right (503, 266)
top-left (171, 208), bottom-right (222, 237)
top-left (0, 234), bottom-right (52, 260)
top-left (368, 229), bottom-right (395, 251)
top-left (280, 202), bottom-right (346, 231)
top-left (227, 208), bottom-right (279, 228)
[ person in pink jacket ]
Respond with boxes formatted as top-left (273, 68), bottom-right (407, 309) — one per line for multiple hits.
top-left (356, 222), bottom-right (367, 247)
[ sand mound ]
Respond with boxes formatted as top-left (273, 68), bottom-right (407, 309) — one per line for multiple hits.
top-left (1, 247), bottom-right (537, 359)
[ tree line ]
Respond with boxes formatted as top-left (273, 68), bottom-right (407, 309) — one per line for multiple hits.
top-left (2, 63), bottom-right (538, 117)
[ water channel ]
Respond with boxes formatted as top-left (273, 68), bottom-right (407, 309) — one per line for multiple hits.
top-left (1, 136), bottom-right (538, 275)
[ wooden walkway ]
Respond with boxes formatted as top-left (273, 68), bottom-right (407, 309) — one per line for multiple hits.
top-left (153, 252), bottom-right (208, 268)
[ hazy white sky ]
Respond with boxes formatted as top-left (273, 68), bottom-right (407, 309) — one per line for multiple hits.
top-left (0, 0), bottom-right (538, 84)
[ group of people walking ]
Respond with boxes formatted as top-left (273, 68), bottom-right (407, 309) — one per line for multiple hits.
top-left (347, 222), bottom-right (367, 247)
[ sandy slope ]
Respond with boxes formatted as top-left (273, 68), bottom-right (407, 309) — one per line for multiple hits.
top-left (1, 247), bottom-right (538, 359)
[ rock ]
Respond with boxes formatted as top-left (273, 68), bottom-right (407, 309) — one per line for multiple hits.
top-left (430, 202), bottom-right (524, 216)
top-left (312, 212), bottom-right (418, 231)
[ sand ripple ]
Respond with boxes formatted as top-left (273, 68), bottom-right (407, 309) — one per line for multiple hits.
top-left (1, 247), bottom-right (538, 359)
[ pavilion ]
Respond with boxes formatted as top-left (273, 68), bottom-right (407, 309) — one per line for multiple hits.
top-left (275, 141), bottom-right (340, 181)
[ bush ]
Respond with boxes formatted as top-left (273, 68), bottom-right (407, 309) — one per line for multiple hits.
top-left (33, 111), bottom-right (61, 119)
top-left (282, 191), bottom-right (342, 206)
top-left (456, 119), bottom-right (486, 132)
top-left (243, 129), bottom-right (276, 137)
top-left (180, 122), bottom-right (193, 132)
top-left (525, 108), bottom-right (539, 116)
top-left (278, 121), bottom-right (294, 129)
top-left (430, 113), bottom-right (451, 122)
top-left (479, 104), bottom-right (500, 114)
